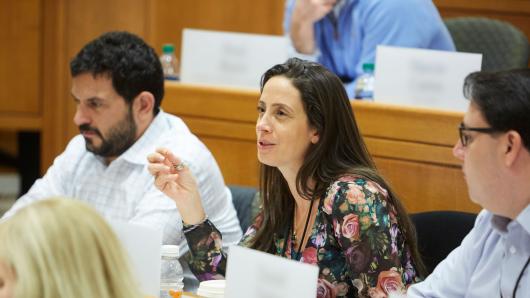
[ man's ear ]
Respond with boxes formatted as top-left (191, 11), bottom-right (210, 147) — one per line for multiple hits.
top-left (504, 131), bottom-right (522, 167)
top-left (133, 91), bottom-right (155, 120)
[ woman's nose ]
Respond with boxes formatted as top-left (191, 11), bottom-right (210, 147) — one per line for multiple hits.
top-left (256, 116), bottom-right (271, 133)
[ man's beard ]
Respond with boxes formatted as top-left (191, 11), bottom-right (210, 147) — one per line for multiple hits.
top-left (79, 108), bottom-right (137, 158)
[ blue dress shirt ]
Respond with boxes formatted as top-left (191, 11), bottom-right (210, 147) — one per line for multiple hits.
top-left (408, 205), bottom-right (530, 298)
top-left (284, 0), bottom-right (456, 98)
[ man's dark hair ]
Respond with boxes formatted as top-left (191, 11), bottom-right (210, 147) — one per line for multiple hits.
top-left (463, 69), bottom-right (530, 150)
top-left (70, 31), bottom-right (164, 115)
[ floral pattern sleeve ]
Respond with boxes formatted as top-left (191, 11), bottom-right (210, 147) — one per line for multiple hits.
top-left (183, 214), bottom-right (263, 281)
top-left (183, 177), bottom-right (418, 297)
top-left (321, 176), bottom-right (416, 297)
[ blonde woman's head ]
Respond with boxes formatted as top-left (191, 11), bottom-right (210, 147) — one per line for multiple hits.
top-left (0, 198), bottom-right (142, 298)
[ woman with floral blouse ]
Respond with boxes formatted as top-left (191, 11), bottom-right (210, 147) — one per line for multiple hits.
top-left (148, 58), bottom-right (425, 298)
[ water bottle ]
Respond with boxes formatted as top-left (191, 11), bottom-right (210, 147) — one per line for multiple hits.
top-left (160, 44), bottom-right (179, 81)
top-left (160, 245), bottom-right (184, 298)
top-left (354, 63), bottom-right (375, 100)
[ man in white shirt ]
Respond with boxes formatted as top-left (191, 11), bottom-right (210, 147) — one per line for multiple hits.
top-left (408, 69), bottom-right (530, 297)
top-left (2, 31), bottom-right (242, 253)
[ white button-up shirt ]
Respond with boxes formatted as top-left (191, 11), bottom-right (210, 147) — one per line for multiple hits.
top-left (408, 205), bottom-right (530, 298)
top-left (3, 110), bottom-right (242, 255)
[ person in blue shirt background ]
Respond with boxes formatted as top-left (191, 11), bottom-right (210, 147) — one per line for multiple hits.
top-left (284, 0), bottom-right (456, 98)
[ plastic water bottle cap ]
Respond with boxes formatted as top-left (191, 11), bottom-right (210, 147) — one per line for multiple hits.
top-left (162, 44), bottom-right (175, 54)
top-left (161, 245), bottom-right (179, 257)
top-left (362, 63), bottom-right (375, 72)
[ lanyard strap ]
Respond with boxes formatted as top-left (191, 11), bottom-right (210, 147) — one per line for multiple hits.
top-left (500, 256), bottom-right (530, 298)
top-left (512, 256), bottom-right (530, 298)
top-left (281, 199), bottom-right (315, 260)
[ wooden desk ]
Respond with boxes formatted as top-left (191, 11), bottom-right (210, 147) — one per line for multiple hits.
top-left (162, 82), bottom-right (480, 214)
top-left (163, 83), bottom-right (260, 187)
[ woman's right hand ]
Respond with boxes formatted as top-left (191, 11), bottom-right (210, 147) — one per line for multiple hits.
top-left (147, 148), bottom-right (206, 225)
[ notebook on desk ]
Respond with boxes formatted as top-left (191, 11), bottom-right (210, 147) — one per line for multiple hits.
top-left (180, 28), bottom-right (289, 90)
top-left (225, 245), bottom-right (318, 298)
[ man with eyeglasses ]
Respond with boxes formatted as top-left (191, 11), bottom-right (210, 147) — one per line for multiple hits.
top-left (408, 69), bottom-right (530, 297)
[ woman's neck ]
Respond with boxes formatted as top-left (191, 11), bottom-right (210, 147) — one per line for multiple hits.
top-left (285, 172), bottom-right (317, 256)
top-left (279, 166), bottom-right (313, 212)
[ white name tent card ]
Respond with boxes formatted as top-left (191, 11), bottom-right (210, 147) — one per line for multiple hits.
top-left (374, 45), bottom-right (482, 112)
top-left (225, 245), bottom-right (319, 298)
top-left (109, 220), bottom-right (162, 297)
top-left (180, 28), bottom-right (289, 89)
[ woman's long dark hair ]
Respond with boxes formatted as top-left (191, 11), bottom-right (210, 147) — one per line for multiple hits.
top-left (249, 58), bottom-right (426, 277)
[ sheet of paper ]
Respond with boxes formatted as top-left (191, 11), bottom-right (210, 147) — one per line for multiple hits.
top-left (225, 245), bottom-right (319, 298)
top-left (180, 28), bottom-right (288, 90)
top-left (374, 45), bottom-right (482, 112)
top-left (109, 220), bottom-right (162, 297)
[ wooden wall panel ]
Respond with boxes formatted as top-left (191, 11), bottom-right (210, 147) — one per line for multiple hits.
top-left (62, 0), bottom-right (151, 140)
top-left (353, 102), bottom-right (461, 146)
top-left (178, 115), bottom-right (258, 187)
top-left (0, 0), bottom-right (41, 117)
top-left (365, 137), bottom-right (459, 167)
top-left (148, 0), bottom-right (285, 60)
top-left (200, 137), bottom-right (259, 187)
top-left (162, 83), bottom-right (258, 187)
top-left (41, 0), bottom-right (68, 172)
top-left (374, 157), bottom-right (479, 213)
top-left (0, 131), bottom-right (17, 156)
top-left (41, 0), bottom-right (151, 169)
top-left (434, 0), bottom-right (530, 42)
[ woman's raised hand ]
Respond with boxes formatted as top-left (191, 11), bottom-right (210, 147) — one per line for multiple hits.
top-left (147, 148), bottom-right (206, 225)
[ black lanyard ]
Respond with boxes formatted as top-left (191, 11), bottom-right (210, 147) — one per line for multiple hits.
top-left (500, 256), bottom-right (530, 298)
top-left (280, 199), bottom-right (315, 261)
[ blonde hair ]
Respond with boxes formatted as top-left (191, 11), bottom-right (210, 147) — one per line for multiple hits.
top-left (0, 198), bottom-right (143, 298)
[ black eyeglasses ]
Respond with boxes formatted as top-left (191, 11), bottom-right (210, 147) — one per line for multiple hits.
top-left (458, 123), bottom-right (499, 147)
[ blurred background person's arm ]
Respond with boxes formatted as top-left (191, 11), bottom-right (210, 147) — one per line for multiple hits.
top-left (287, 0), bottom-right (336, 55)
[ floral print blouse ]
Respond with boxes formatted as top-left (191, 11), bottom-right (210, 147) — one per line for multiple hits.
top-left (183, 176), bottom-right (418, 297)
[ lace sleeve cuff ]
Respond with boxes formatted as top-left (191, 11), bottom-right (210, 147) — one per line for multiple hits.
top-left (182, 216), bottom-right (209, 234)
